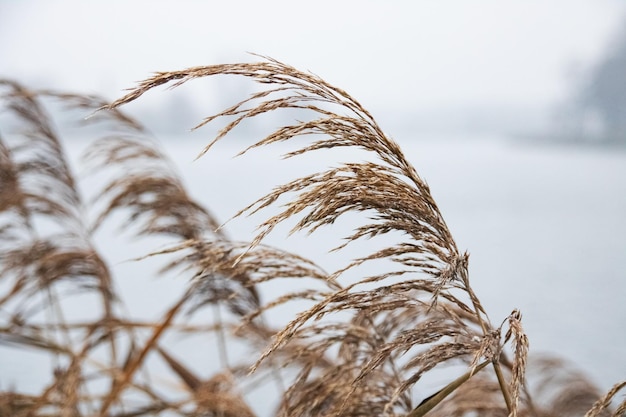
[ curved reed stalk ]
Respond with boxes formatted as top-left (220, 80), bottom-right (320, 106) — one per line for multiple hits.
top-left (0, 82), bottom-right (114, 309)
top-left (0, 80), bottom-right (123, 415)
top-left (1, 57), bottom-right (623, 416)
top-left (0, 82), bottom-right (262, 416)
top-left (103, 57), bottom-right (530, 416)
top-left (105, 56), bottom-right (626, 417)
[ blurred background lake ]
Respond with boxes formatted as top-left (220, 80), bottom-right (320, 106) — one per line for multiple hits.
top-left (1, 0), bottom-right (625, 407)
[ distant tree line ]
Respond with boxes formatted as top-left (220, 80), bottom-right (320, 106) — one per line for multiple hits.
top-left (560, 20), bottom-right (626, 145)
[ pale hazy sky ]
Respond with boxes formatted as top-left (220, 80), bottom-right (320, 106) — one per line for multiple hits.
top-left (0, 1), bottom-right (624, 113)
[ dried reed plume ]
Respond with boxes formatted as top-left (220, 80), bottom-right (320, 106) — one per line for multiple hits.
top-left (104, 57), bottom-right (511, 417)
top-left (1, 56), bottom-right (624, 416)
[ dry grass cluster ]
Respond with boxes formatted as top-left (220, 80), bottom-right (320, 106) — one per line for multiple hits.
top-left (1, 57), bottom-right (624, 416)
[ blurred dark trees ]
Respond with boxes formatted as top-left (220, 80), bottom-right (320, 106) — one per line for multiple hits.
top-left (559, 22), bottom-right (626, 144)
top-left (581, 25), bottom-right (626, 143)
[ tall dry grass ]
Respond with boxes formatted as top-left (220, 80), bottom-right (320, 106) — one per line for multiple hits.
top-left (1, 57), bottom-right (625, 416)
